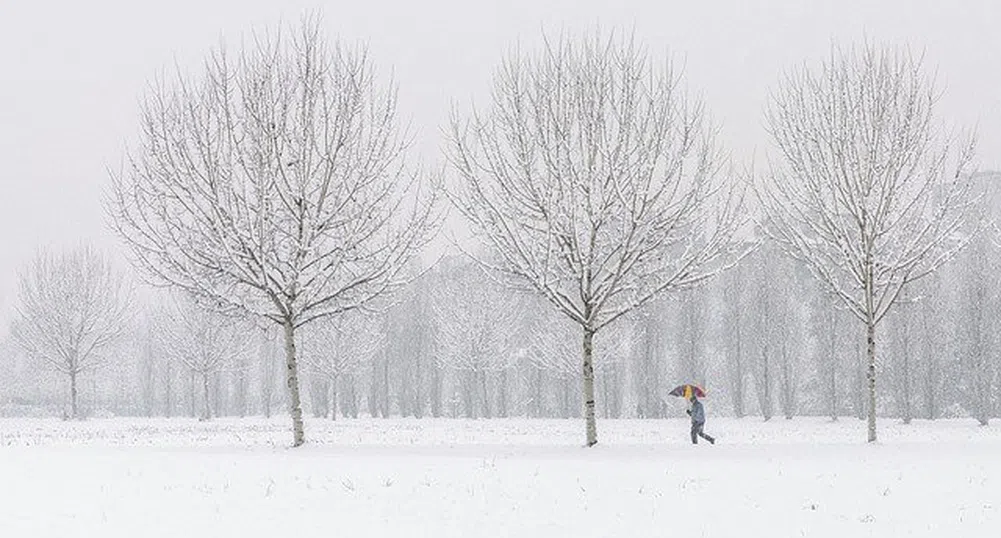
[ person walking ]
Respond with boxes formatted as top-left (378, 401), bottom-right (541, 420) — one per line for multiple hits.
top-left (687, 394), bottom-right (715, 445)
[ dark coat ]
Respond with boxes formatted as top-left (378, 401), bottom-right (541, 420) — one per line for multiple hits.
top-left (690, 399), bottom-right (705, 423)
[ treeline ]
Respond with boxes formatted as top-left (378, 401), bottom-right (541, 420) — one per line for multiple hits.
top-left (3, 211), bottom-right (998, 423)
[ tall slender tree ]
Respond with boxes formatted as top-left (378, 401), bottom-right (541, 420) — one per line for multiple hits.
top-left (430, 258), bottom-right (524, 418)
top-left (151, 293), bottom-right (249, 421)
top-left (300, 311), bottom-right (380, 420)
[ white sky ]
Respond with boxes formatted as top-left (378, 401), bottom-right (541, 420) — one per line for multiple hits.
top-left (1, 0), bottom-right (999, 334)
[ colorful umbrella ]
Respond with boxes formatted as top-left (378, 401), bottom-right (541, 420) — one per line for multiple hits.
top-left (669, 384), bottom-right (707, 399)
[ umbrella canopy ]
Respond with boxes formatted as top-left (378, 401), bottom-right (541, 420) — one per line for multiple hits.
top-left (669, 384), bottom-right (707, 399)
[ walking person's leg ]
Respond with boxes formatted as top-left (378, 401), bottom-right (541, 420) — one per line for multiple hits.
top-left (690, 421), bottom-right (698, 444)
top-left (697, 423), bottom-right (715, 445)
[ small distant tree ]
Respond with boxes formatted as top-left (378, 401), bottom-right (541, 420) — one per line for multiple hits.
top-left (525, 313), bottom-right (582, 418)
top-left (760, 42), bottom-right (979, 442)
top-left (720, 266), bottom-right (747, 418)
top-left (10, 246), bottom-right (133, 418)
top-left (300, 312), bottom-right (380, 420)
top-left (430, 259), bottom-right (523, 418)
top-left (152, 293), bottom-right (249, 421)
top-left (447, 31), bottom-right (743, 446)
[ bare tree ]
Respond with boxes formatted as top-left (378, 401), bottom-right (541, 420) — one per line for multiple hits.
top-left (675, 289), bottom-right (708, 389)
top-left (447, 31), bottom-right (743, 446)
top-left (760, 42), bottom-right (979, 442)
top-left (258, 328), bottom-right (282, 418)
top-left (888, 287), bottom-right (920, 424)
top-left (814, 293), bottom-right (849, 421)
top-left (956, 216), bottom-right (997, 426)
top-left (151, 293), bottom-right (248, 421)
top-left (918, 282), bottom-right (944, 420)
top-left (719, 265), bottom-right (748, 418)
top-left (631, 306), bottom-right (668, 418)
top-left (300, 311), bottom-right (380, 420)
top-left (136, 313), bottom-right (159, 417)
top-left (10, 246), bottom-right (132, 419)
top-left (525, 313), bottom-right (584, 419)
top-left (108, 18), bottom-right (438, 445)
top-left (430, 258), bottom-right (524, 418)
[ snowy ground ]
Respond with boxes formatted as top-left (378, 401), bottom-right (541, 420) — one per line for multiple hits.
top-left (1, 416), bottom-right (998, 537)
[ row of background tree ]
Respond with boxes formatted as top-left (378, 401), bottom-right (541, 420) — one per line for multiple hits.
top-left (3, 175), bottom-right (998, 424)
top-left (0, 22), bottom-right (996, 449)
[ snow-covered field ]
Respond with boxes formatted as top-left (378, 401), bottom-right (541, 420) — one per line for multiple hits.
top-left (1, 416), bottom-right (998, 537)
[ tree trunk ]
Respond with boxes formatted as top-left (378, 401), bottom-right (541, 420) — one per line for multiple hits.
top-left (781, 342), bottom-right (794, 420)
top-left (977, 381), bottom-right (990, 426)
top-left (601, 366), bottom-right (610, 419)
top-left (165, 360), bottom-right (173, 418)
top-left (829, 357), bottom-right (838, 422)
top-left (866, 318), bottom-right (877, 443)
top-left (189, 371), bottom-right (196, 418)
top-left (283, 319), bottom-right (306, 447)
top-left (239, 363), bottom-right (248, 417)
top-left (345, 375), bottom-right (359, 418)
top-left (430, 362), bottom-right (442, 418)
top-left (828, 309), bottom-right (838, 421)
top-left (855, 342), bottom-right (866, 421)
top-left (480, 369), bottom-right (491, 419)
top-left (462, 371), bottom-right (475, 418)
top-left (381, 354), bottom-right (390, 418)
top-left (760, 346), bottom-right (772, 422)
top-left (582, 326), bottom-right (598, 447)
top-left (69, 370), bottom-right (79, 420)
top-left (529, 367), bottom-right (542, 418)
top-left (922, 306), bottom-right (938, 420)
top-left (330, 376), bottom-right (338, 421)
top-left (213, 372), bottom-right (223, 418)
top-left (897, 299), bottom-right (913, 425)
top-left (732, 325), bottom-right (745, 418)
top-left (414, 345), bottom-right (424, 419)
top-left (902, 343), bottom-right (912, 425)
top-left (561, 377), bottom-right (571, 418)
top-left (497, 368), bottom-right (508, 418)
top-left (368, 361), bottom-right (379, 418)
top-left (202, 372), bottom-right (211, 421)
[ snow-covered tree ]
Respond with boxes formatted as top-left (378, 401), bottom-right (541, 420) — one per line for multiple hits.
top-left (718, 263), bottom-right (748, 418)
top-left (300, 312), bottom-right (380, 420)
top-left (430, 258), bottom-right (524, 419)
top-left (887, 287), bottom-right (920, 424)
top-left (630, 304), bottom-right (670, 418)
top-left (759, 42), bottom-right (979, 442)
top-left (10, 246), bottom-right (133, 418)
top-left (257, 328), bottom-right (283, 418)
top-left (447, 31), bottom-right (743, 446)
top-left (108, 18), bottom-right (439, 445)
top-left (385, 268), bottom-right (437, 418)
top-left (954, 196), bottom-right (1001, 425)
top-left (524, 311), bottom-right (584, 418)
top-left (151, 293), bottom-right (249, 421)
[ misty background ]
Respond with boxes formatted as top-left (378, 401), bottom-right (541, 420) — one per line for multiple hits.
top-left (1, 0), bottom-right (1000, 422)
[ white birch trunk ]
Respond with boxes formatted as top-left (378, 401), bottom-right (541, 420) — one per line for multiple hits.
top-left (582, 326), bottom-right (597, 447)
top-left (866, 319), bottom-right (877, 443)
top-left (283, 320), bottom-right (306, 447)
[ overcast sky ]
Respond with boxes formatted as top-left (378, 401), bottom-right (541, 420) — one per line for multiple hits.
top-left (1, 0), bottom-right (999, 334)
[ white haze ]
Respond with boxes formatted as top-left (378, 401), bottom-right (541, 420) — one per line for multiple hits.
top-left (1, 0), bottom-right (1000, 332)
